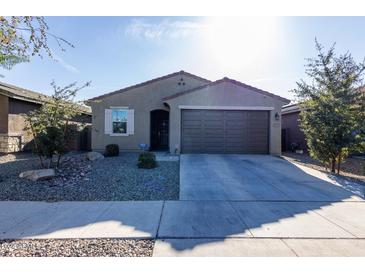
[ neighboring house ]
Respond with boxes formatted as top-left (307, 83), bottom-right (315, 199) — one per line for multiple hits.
top-left (281, 103), bottom-right (308, 152)
top-left (282, 90), bottom-right (365, 154)
top-left (86, 71), bottom-right (290, 154)
top-left (0, 82), bottom-right (92, 153)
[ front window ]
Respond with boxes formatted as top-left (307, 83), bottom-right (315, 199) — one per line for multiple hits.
top-left (112, 109), bottom-right (127, 134)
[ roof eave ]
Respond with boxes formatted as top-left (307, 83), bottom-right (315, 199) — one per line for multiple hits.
top-left (0, 88), bottom-right (91, 115)
top-left (0, 90), bottom-right (45, 105)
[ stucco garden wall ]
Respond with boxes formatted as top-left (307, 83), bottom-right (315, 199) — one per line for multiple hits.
top-left (0, 134), bottom-right (22, 153)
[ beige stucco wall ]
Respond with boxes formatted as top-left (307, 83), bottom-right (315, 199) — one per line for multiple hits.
top-left (88, 74), bottom-right (208, 152)
top-left (165, 81), bottom-right (287, 155)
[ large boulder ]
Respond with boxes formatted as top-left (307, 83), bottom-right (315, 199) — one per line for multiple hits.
top-left (19, 169), bottom-right (55, 181)
top-left (86, 151), bottom-right (104, 161)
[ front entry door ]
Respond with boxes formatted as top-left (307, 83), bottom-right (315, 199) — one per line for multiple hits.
top-left (151, 110), bottom-right (169, 150)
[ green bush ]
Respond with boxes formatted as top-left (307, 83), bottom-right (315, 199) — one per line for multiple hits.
top-left (105, 144), bottom-right (119, 157)
top-left (138, 152), bottom-right (157, 169)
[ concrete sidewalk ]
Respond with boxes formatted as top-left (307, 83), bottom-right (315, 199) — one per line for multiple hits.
top-left (153, 238), bottom-right (365, 256)
top-left (0, 201), bottom-right (163, 239)
top-left (1, 200), bottom-right (365, 256)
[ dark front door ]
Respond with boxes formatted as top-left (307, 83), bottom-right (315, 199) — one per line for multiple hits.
top-left (150, 110), bottom-right (169, 150)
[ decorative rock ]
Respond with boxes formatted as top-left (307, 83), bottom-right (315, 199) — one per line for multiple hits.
top-left (19, 169), bottom-right (55, 181)
top-left (86, 152), bottom-right (104, 161)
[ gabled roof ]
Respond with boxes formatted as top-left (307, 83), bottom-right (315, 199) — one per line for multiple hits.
top-left (163, 77), bottom-right (291, 104)
top-left (282, 103), bottom-right (300, 114)
top-left (87, 70), bottom-right (211, 102)
top-left (0, 81), bottom-right (50, 104)
top-left (0, 81), bottom-right (91, 115)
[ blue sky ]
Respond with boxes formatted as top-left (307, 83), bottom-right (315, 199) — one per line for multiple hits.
top-left (2, 16), bottom-right (365, 102)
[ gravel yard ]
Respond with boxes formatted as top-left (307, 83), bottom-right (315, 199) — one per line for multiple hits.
top-left (0, 152), bottom-right (179, 201)
top-left (0, 239), bottom-right (154, 257)
top-left (282, 152), bottom-right (365, 184)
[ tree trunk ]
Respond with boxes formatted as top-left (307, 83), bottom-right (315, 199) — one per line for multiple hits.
top-left (48, 153), bottom-right (53, 169)
top-left (29, 124), bottom-right (44, 168)
top-left (331, 158), bottom-right (336, 173)
top-left (337, 160), bottom-right (341, 174)
top-left (57, 154), bottom-right (62, 168)
top-left (337, 151), bottom-right (342, 174)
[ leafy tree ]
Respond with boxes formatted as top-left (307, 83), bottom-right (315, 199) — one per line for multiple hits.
top-left (292, 40), bottom-right (365, 173)
top-left (0, 16), bottom-right (73, 71)
top-left (24, 81), bottom-right (90, 168)
top-left (1, 16), bottom-right (91, 168)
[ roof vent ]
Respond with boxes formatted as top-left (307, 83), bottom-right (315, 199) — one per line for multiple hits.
top-left (178, 77), bottom-right (185, 86)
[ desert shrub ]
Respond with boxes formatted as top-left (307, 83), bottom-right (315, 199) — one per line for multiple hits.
top-left (105, 144), bottom-right (119, 157)
top-left (138, 152), bottom-right (157, 169)
top-left (24, 81), bottom-right (90, 168)
top-left (292, 40), bottom-right (365, 173)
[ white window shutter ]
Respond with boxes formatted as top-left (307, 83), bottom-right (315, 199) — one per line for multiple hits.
top-left (127, 109), bottom-right (134, 135)
top-left (104, 109), bottom-right (112, 134)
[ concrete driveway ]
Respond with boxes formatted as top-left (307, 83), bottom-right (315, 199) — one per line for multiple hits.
top-left (152, 154), bottom-right (365, 256)
top-left (180, 154), bottom-right (362, 201)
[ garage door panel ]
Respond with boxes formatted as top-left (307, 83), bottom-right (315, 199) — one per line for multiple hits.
top-left (248, 136), bottom-right (268, 142)
top-left (182, 120), bottom-right (202, 127)
top-left (204, 138), bottom-right (225, 144)
top-left (181, 109), bottom-right (269, 154)
top-left (203, 110), bottom-right (224, 118)
top-left (203, 120), bottom-right (224, 128)
top-left (226, 137), bottom-right (246, 144)
top-left (225, 121), bottom-right (246, 128)
top-left (248, 130), bottom-right (268, 136)
top-left (183, 137), bottom-right (204, 143)
top-left (183, 128), bottom-right (203, 135)
top-left (225, 111), bottom-right (246, 119)
top-left (182, 110), bottom-right (202, 117)
top-left (203, 130), bottom-right (224, 135)
top-left (225, 128), bottom-right (245, 134)
top-left (203, 129), bottom-right (225, 136)
top-left (204, 137), bottom-right (224, 142)
top-left (183, 132), bottom-right (203, 138)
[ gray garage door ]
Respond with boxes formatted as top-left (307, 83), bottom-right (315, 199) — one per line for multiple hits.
top-left (181, 110), bottom-right (269, 154)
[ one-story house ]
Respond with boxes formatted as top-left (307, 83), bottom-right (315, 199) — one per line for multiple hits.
top-left (281, 103), bottom-right (308, 153)
top-left (86, 71), bottom-right (290, 155)
top-left (0, 81), bottom-right (92, 153)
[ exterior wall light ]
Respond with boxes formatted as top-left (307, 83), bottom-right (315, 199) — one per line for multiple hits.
top-left (275, 112), bottom-right (280, 121)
